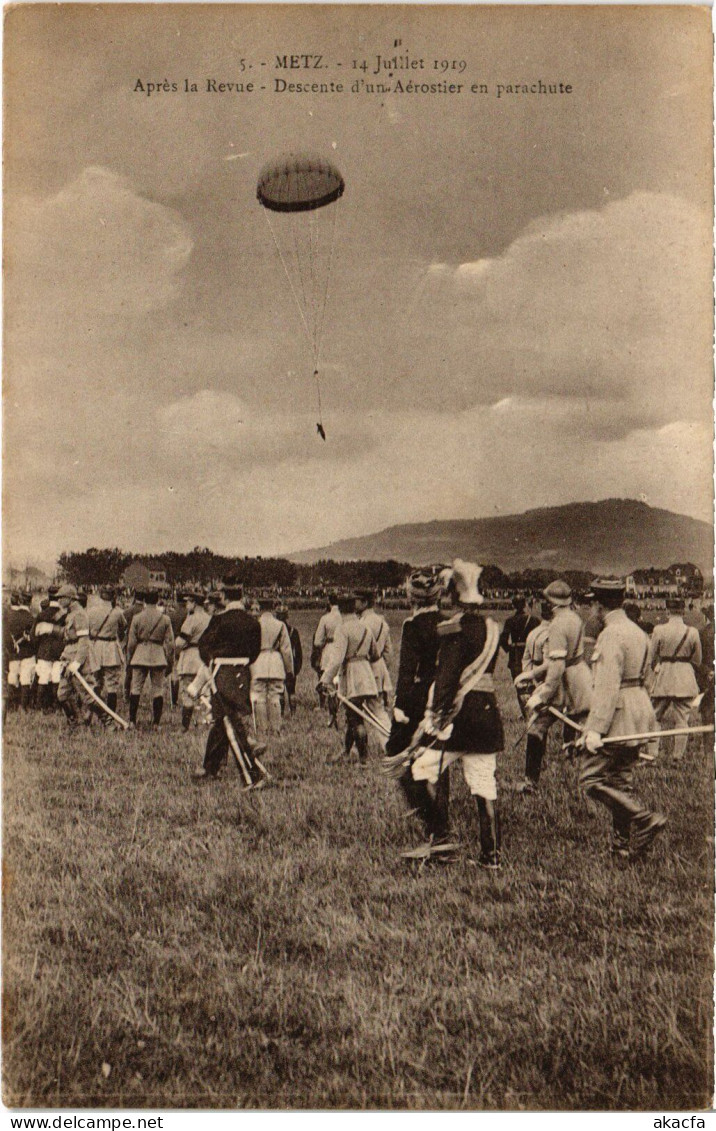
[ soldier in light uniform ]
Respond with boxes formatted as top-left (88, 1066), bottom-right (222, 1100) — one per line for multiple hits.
top-left (512, 599), bottom-right (554, 793)
top-left (526, 579), bottom-right (593, 743)
top-left (55, 584), bottom-right (98, 726)
top-left (648, 595), bottom-right (702, 761)
top-left (578, 579), bottom-right (666, 860)
top-left (311, 595), bottom-right (341, 712)
top-left (250, 600), bottom-right (294, 735)
top-left (126, 591), bottom-right (174, 727)
top-left (387, 565), bottom-right (451, 852)
top-left (321, 595), bottom-right (390, 764)
top-left (355, 590), bottom-right (394, 709)
top-left (410, 560), bottom-right (505, 868)
top-left (88, 587), bottom-right (127, 717)
top-left (175, 591), bottom-right (211, 730)
top-left (5, 591), bottom-right (36, 712)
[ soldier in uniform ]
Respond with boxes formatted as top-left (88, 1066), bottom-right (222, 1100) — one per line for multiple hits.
top-left (123, 590), bottom-right (146, 704)
top-left (175, 591), bottom-right (211, 730)
top-left (250, 599), bottom-right (294, 735)
top-left (167, 596), bottom-right (189, 709)
top-left (275, 606), bottom-right (303, 714)
top-left (512, 599), bottom-right (554, 793)
top-left (126, 591), bottom-right (174, 727)
top-left (697, 604), bottom-right (714, 752)
top-left (355, 590), bottom-right (394, 709)
top-left (648, 595), bottom-right (702, 761)
top-left (321, 595), bottom-right (390, 764)
top-left (193, 577), bottom-right (266, 787)
top-left (409, 560), bottom-right (504, 868)
top-left (32, 594), bottom-right (65, 712)
top-left (387, 565), bottom-right (451, 851)
top-left (88, 587), bottom-right (127, 716)
top-left (499, 595), bottom-right (539, 695)
top-left (55, 584), bottom-right (98, 726)
top-left (525, 579), bottom-right (593, 746)
top-left (5, 591), bottom-right (36, 712)
top-left (311, 595), bottom-right (341, 712)
top-left (578, 579), bottom-right (666, 860)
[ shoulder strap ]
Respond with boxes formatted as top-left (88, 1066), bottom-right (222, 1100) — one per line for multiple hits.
top-left (91, 611), bottom-right (112, 640)
top-left (673, 628), bottom-right (691, 659)
top-left (146, 612), bottom-right (166, 644)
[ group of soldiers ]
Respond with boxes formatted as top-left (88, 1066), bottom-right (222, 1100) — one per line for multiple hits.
top-left (4, 562), bottom-right (713, 868)
top-left (3, 583), bottom-right (302, 738)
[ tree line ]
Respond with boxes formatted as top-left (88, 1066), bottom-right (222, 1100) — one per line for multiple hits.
top-left (54, 547), bottom-right (599, 595)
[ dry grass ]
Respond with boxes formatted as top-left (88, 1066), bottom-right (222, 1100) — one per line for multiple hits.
top-left (3, 610), bottom-right (713, 1109)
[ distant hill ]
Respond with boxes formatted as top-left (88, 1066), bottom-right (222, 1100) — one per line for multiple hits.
top-left (289, 499), bottom-right (714, 575)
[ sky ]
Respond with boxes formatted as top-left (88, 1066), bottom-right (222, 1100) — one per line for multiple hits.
top-left (4, 4), bottom-right (713, 564)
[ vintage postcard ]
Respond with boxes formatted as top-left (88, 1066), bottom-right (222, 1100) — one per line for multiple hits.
top-left (2, 3), bottom-right (714, 1114)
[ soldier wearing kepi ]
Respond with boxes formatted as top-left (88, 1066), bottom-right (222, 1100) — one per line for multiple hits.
top-left (88, 586), bottom-right (127, 717)
top-left (5, 591), bottom-right (36, 713)
top-left (251, 599), bottom-right (294, 735)
top-left (525, 579), bottom-right (593, 745)
top-left (193, 577), bottom-right (266, 787)
top-left (512, 598), bottom-right (554, 794)
top-left (355, 590), bottom-right (394, 709)
top-left (387, 565), bottom-right (451, 852)
top-left (321, 594), bottom-right (390, 764)
top-left (32, 594), bottom-right (65, 712)
top-left (311, 595), bottom-right (341, 712)
top-left (55, 584), bottom-right (98, 726)
top-left (499, 595), bottom-right (540, 692)
top-left (648, 595), bottom-right (702, 762)
top-left (175, 591), bottom-right (211, 731)
top-left (410, 560), bottom-right (504, 868)
top-left (577, 579), bottom-right (666, 860)
top-left (126, 591), bottom-right (174, 727)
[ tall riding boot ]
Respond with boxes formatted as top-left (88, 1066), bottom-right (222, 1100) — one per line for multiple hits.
top-left (106, 692), bottom-right (118, 715)
top-left (475, 796), bottom-right (501, 869)
top-left (152, 696), bottom-right (164, 726)
top-left (431, 769), bottom-right (450, 841)
top-left (20, 685), bottom-right (32, 713)
top-left (181, 706), bottom-right (194, 731)
top-left (525, 733), bottom-right (546, 786)
top-left (61, 699), bottom-right (78, 726)
top-left (129, 694), bottom-right (140, 725)
top-left (355, 722), bottom-right (369, 764)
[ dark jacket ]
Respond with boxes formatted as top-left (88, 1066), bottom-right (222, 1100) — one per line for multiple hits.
top-left (386, 607), bottom-right (441, 757)
top-left (199, 607), bottom-right (262, 666)
top-left (432, 610), bottom-right (504, 753)
top-left (5, 607), bottom-right (35, 662)
top-left (499, 611), bottom-right (540, 678)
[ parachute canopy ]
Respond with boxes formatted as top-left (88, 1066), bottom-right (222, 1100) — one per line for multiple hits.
top-left (257, 156), bottom-right (345, 213)
top-left (257, 155), bottom-right (345, 437)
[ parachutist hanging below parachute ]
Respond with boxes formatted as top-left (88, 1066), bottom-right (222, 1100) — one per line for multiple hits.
top-left (257, 154), bottom-right (344, 440)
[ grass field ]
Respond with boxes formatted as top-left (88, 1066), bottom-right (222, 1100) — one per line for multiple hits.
top-left (3, 609), bottom-right (713, 1109)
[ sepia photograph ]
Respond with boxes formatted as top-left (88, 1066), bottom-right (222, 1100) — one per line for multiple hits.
top-left (2, 2), bottom-right (714, 1112)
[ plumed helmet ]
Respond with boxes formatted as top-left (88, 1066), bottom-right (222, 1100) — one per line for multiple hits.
top-left (543, 579), bottom-right (572, 606)
top-left (56, 583), bottom-right (78, 600)
top-left (449, 559), bottom-right (484, 606)
top-left (406, 564), bottom-right (449, 606)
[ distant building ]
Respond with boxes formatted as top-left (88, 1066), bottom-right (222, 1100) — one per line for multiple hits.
top-left (626, 563), bottom-right (704, 599)
top-left (121, 559), bottom-right (167, 592)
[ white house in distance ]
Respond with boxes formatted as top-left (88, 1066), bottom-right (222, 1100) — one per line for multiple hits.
top-left (625, 563), bottom-right (704, 599)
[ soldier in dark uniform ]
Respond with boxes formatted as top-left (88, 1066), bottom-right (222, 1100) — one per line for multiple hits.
top-left (276, 606), bottom-right (303, 714)
top-left (697, 604), bottom-right (714, 751)
top-left (386, 566), bottom-right (449, 849)
top-left (499, 596), bottom-right (539, 692)
top-left (410, 560), bottom-right (505, 868)
top-left (5, 591), bottom-right (36, 713)
top-left (193, 577), bottom-right (267, 788)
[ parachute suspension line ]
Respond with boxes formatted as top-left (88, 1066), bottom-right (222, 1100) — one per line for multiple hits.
top-left (313, 199), bottom-right (340, 371)
top-left (314, 365), bottom-right (324, 434)
top-left (289, 171), bottom-right (311, 345)
top-left (308, 207), bottom-right (317, 360)
top-left (262, 206), bottom-right (313, 351)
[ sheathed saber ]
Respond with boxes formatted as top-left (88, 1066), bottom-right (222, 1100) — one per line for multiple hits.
top-left (333, 690), bottom-right (390, 737)
top-left (67, 664), bottom-right (129, 729)
top-left (601, 724), bottom-right (714, 747)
